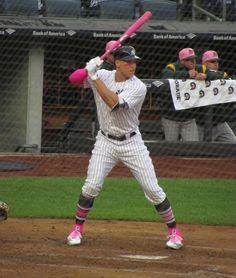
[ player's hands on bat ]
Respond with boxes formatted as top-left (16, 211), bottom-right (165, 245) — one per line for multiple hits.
top-left (86, 57), bottom-right (103, 80)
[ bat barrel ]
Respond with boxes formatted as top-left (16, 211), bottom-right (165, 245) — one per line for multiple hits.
top-left (69, 68), bottom-right (88, 85)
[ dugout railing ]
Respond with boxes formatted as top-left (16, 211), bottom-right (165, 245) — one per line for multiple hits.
top-left (38, 79), bottom-right (236, 156)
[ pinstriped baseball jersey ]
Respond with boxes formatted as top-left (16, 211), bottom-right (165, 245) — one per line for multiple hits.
top-left (68, 48), bottom-right (183, 249)
top-left (82, 68), bottom-right (166, 205)
top-left (88, 69), bottom-right (147, 136)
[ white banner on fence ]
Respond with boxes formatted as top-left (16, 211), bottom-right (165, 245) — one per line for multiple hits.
top-left (168, 79), bottom-right (236, 110)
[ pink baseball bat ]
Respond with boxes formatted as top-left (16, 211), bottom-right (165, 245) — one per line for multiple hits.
top-left (69, 11), bottom-right (152, 85)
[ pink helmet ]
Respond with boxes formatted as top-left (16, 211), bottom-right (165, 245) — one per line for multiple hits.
top-left (179, 48), bottom-right (196, 60)
top-left (105, 40), bottom-right (121, 52)
top-left (202, 50), bottom-right (219, 63)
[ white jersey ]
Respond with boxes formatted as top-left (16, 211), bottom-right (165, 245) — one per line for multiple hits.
top-left (82, 69), bottom-right (166, 206)
top-left (87, 69), bottom-right (147, 136)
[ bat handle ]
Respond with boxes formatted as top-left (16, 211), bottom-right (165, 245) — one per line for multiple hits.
top-left (100, 41), bottom-right (120, 60)
top-left (100, 50), bottom-right (110, 61)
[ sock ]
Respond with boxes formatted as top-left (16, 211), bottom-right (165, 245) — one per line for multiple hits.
top-left (155, 197), bottom-right (176, 228)
top-left (75, 193), bottom-right (94, 225)
top-left (73, 223), bottom-right (84, 234)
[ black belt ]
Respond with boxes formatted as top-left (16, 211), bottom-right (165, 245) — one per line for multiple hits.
top-left (101, 130), bottom-right (136, 141)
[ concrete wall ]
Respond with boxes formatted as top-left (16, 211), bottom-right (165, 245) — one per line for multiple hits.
top-left (26, 48), bottom-right (44, 152)
top-left (0, 47), bottom-right (44, 152)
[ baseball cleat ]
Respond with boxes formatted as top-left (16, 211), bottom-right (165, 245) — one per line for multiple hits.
top-left (67, 224), bottom-right (83, 246)
top-left (166, 227), bottom-right (183, 250)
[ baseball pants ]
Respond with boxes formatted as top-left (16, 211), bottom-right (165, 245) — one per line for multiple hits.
top-left (82, 131), bottom-right (166, 205)
top-left (161, 117), bottom-right (199, 141)
top-left (198, 122), bottom-right (236, 142)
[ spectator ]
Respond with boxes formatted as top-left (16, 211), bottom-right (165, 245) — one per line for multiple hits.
top-left (197, 50), bottom-right (236, 142)
top-left (177, 0), bottom-right (193, 21)
top-left (200, 0), bottom-right (221, 18)
top-left (100, 40), bottom-right (121, 71)
top-left (38, 0), bottom-right (47, 17)
top-left (0, 2), bottom-right (3, 14)
top-left (80, 0), bottom-right (101, 17)
top-left (226, 0), bottom-right (236, 21)
top-left (159, 48), bottom-right (206, 141)
top-left (133, 0), bottom-right (144, 19)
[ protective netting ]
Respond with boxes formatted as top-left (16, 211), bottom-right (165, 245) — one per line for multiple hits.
top-left (0, 1), bottom-right (235, 177)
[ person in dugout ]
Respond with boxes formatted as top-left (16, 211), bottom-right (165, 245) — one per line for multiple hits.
top-left (160, 47), bottom-right (206, 141)
top-left (196, 50), bottom-right (236, 142)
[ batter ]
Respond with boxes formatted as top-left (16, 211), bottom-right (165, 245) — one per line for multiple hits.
top-left (67, 45), bottom-right (183, 249)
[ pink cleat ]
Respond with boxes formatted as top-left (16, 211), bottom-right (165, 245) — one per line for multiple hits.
top-left (166, 227), bottom-right (183, 250)
top-left (67, 224), bottom-right (84, 246)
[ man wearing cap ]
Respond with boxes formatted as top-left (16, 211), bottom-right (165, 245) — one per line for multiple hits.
top-left (67, 45), bottom-right (184, 250)
top-left (160, 47), bottom-right (206, 141)
top-left (100, 40), bottom-right (121, 71)
top-left (197, 50), bottom-right (236, 142)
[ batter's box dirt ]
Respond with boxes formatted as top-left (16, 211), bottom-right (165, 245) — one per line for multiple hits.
top-left (0, 219), bottom-right (235, 278)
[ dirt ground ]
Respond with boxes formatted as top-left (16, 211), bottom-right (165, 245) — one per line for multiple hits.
top-left (0, 154), bottom-right (236, 278)
top-left (0, 153), bottom-right (236, 179)
top-left (0, 219), bottom-right (235, 278)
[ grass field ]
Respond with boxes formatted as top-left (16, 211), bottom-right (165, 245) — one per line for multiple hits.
top-left (0, 177), bottom-right (235, 225)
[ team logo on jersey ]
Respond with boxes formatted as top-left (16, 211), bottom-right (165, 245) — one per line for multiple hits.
top-left (116, 89), bottom-right (124, 95)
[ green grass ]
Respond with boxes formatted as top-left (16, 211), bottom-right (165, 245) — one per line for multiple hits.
top-left (0, 177), bottom-right (235, 225)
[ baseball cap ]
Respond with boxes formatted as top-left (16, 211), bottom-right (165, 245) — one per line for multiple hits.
top-left (113, 45), bottom-right (140, 61)
top-left (202, 50), bottom-right (219, 63)
top-left (105, 40), bottom-right (121, 52)
top-left (179, 48), bottom-right (196, 60)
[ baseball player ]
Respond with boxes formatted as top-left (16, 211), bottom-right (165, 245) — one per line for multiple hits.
top-left (160, 48), bottom-right (206, 141)
top-left (67, 45), bottom-right (183, 250)
top-left (197, 50), bottom-right (236, 142)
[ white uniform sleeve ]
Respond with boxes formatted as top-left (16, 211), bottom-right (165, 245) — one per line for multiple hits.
top-left (84, 69), bottom-right (111, 88)
top-left (118, 80), bottom-right (147, 109)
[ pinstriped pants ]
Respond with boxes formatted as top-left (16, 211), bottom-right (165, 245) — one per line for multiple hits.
top-left (82, 131), bottom-right (166, 205)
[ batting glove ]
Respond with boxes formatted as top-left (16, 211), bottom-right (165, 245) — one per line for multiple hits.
top-left (86, 57), bottom-right (103, 80)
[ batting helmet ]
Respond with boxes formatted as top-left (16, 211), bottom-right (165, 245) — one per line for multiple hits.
top-left (113, 46), bottom-right (140, 61)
